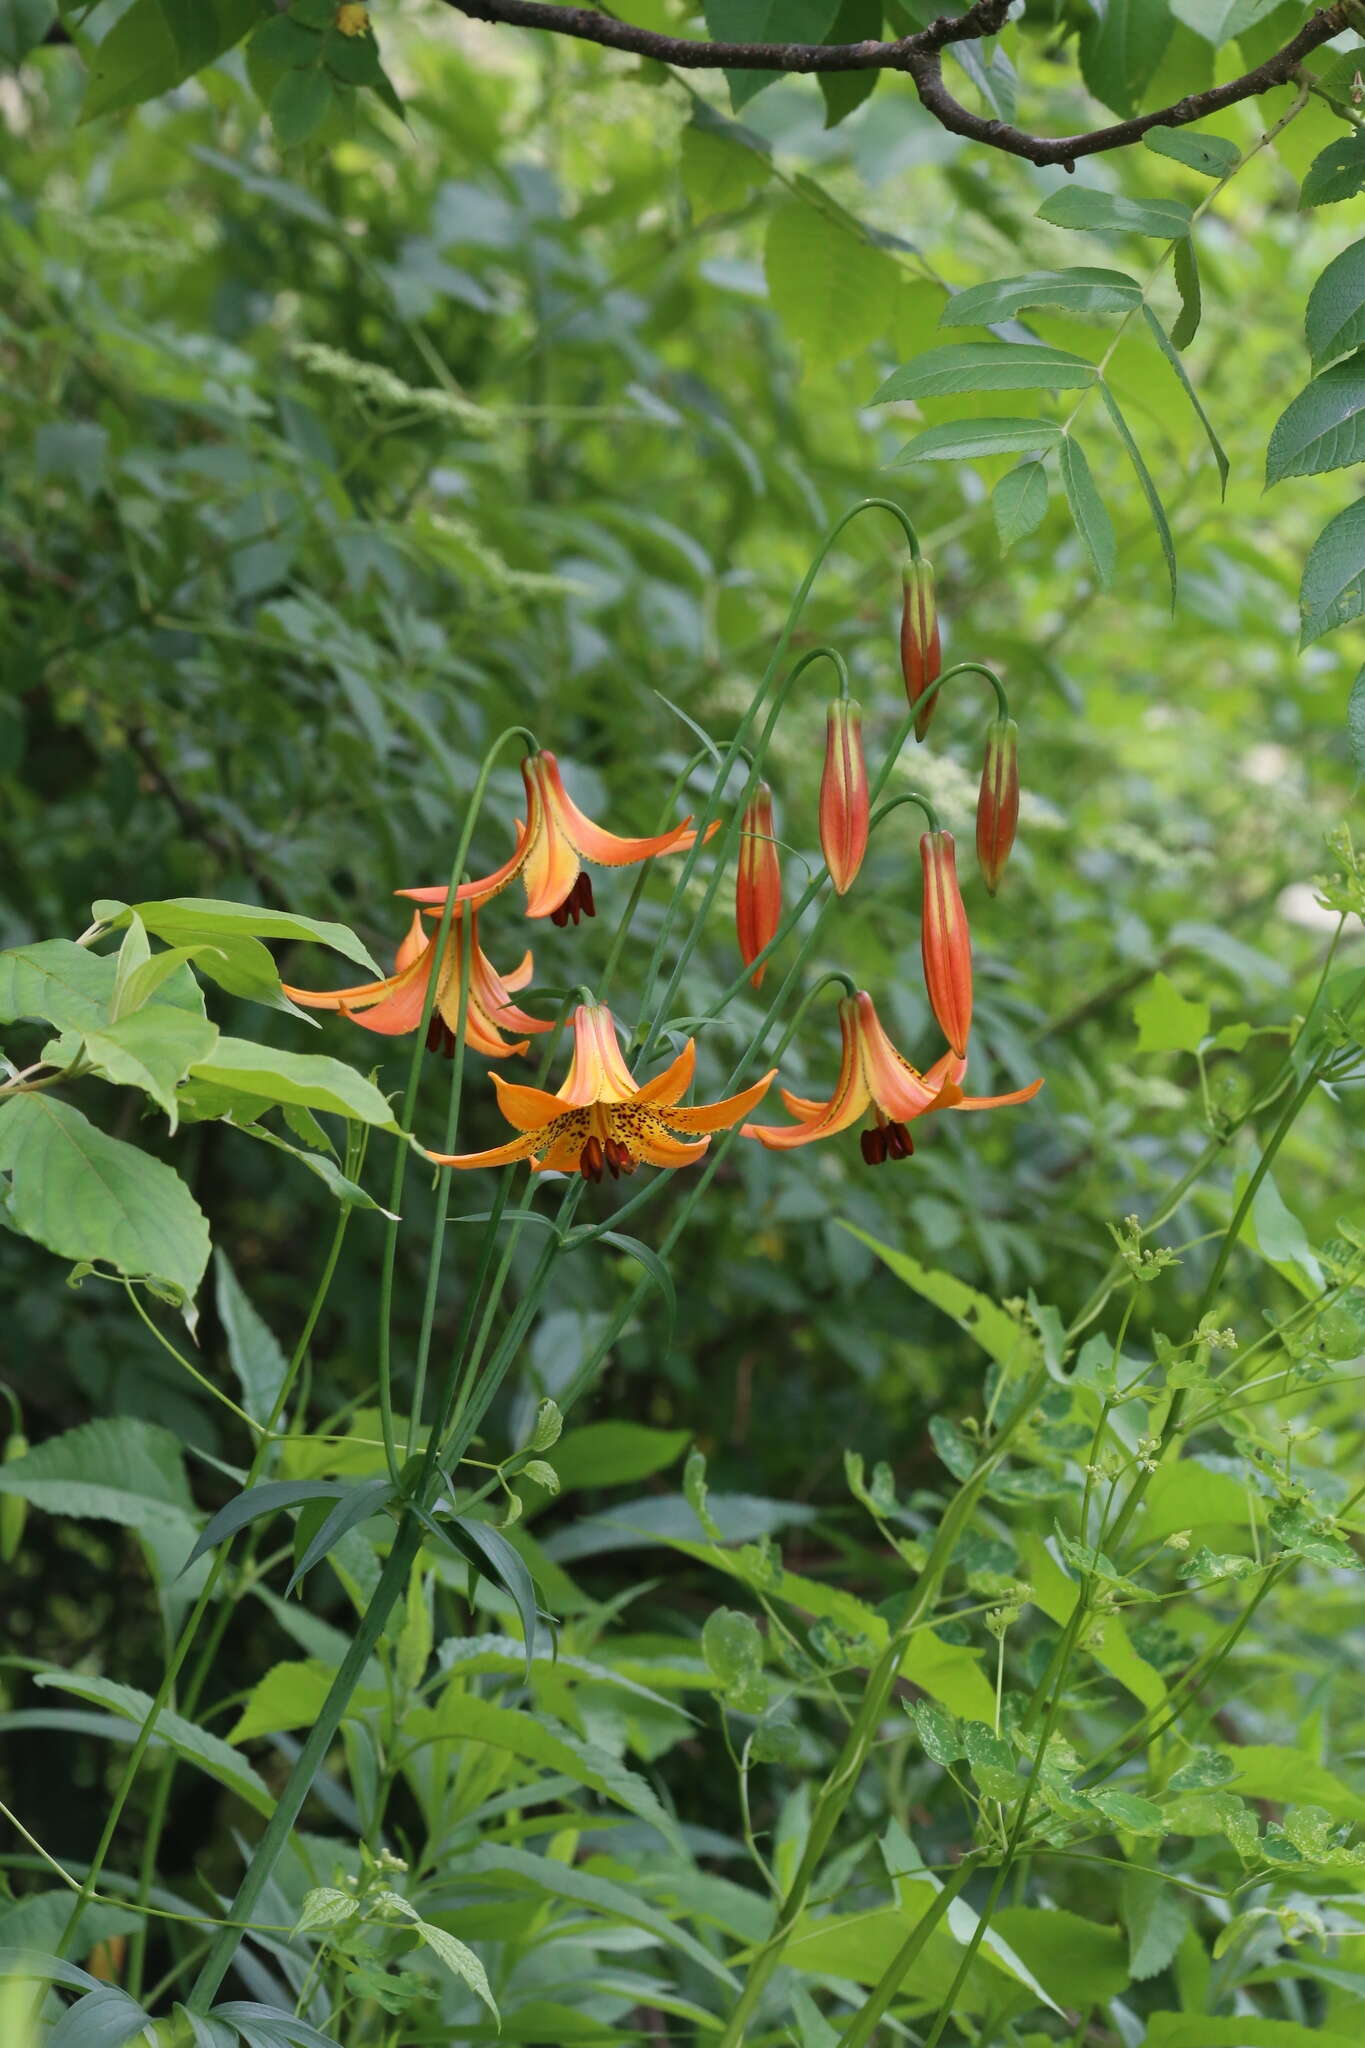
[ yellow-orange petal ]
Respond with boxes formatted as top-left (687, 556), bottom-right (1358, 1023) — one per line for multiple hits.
top-left (665, 1068), bottom-right (777, 1133)
top-left (627, 1118), bottom-right (711, 1168)
top-left (538, 750), bottom-right (698, 867)
top-left (489, 1073), bottom-right (567, 1132)
top-left (855, 992), bottom-right (940, 1122)
top-left (634, 1038), bottom-right (697, 1108)
top-left (425, 1129), bottom-right (544, 1169)
top-left (557, 1003), bottom-right (638, 1107)
top-left (920, 832), bottom-right (972, 1059)
top-left (952, 1076), bottom-right (1044, 1112)
top-left (394, 910), bottom-right (429, 974)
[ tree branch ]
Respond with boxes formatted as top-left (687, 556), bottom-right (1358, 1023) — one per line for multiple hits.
top-left (446, 0), bottom-right (1351, 164)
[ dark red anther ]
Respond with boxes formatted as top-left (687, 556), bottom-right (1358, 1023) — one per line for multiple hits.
top-left (578, 872), bottom-right (595, 919)
top-left (550, 873), bottom-right (597, 927)
top-left (426, 1014), bottom-right (456, 1057)
top-left (885, 1121), bottom-right (914, 1160)
top-left (860, 1125), bottom-right (889, 1167)
top-left (580, 1136), bottom-right (605, 1182)
top-left (604, 1137), bottom-right (631, 1180)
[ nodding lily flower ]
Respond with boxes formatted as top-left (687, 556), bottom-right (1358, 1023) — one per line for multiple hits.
top-left (920, 830), bottom-right (972, 1058)
top-left (900, 557), bottom-right (942, 743)
top-left (282, 909), bottom-right (552, 1059)
top-left (398, 751), bottom-right (708, 926)
top-left (736, 783), bottom-right (782, 989)
top-left (743, 991), bottom-right (1041, 1163)
top-left (428, 1001), bottom-right (776, 1179)
top-left (819, 699), bottom-right (869, 896)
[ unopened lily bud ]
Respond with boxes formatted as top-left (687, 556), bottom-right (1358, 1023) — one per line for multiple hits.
top-left (900, 557), bottom-right (941, 743)
top-left (819, 699), bottom-right (869, 896)
top-left (920, 830), bottom-right (972, 1057)
top-left (975, 717), bottom-right (1019, 896)
top-left (0, 1430), bottom-right (26, 1565)
top-left (736, 784), bottom-right (782, 989)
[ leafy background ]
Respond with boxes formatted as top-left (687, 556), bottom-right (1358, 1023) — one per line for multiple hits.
top-left (1, 1), bottom-right (1364, 2043)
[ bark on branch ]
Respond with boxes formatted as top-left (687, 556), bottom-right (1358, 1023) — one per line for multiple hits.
top-left (445, 0), bottom-right (1351, 165)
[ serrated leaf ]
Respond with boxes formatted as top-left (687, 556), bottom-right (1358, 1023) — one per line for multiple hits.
top-left (1299, 499), bottom-right (1365, 646)
top-left (34, 1671), bottom-right (273, 1814)
top-left (80, 0), bottom-right (260, 122)
top-left (912, 1698), bottom-right (966, 1764)
top-left (1176, 1545), bottom-right (1258, 1583)
top-left (1169, 0), bottom-right (1282, 39)
top-left (872, 342), bottom-right (1095, 402)
top-left (1080, 0), bottom-right (1172, 119)
top-left (680, 120), bottom-right (770, 219)
top-left (0, 1418), bottom-right (195, 1552)
top-left (1301, 132), bottom-right (1365, 208)
top-left (1349, 667), bottom-right (1365, 777)
top-left (993, 460), bottom-right (1050, 549)
top-left (1144, 124), bottom-right (1240, 176)
top-left (1059, 435), bottom-right (1116, 586)
top-left (942, 266), bottom-right (1142, 326)
top-left (892, 417), bottom-right (1064, 464)
top-left (1307, 237), bottom-right (1365, 369)
top-left (1122, 1870), bottom-right (1189, 1978)
top-left (1267, 1499), bottom-right (1361, 1570)
top-left (1266, 352), bottom-right (1365, 483)
top-left (215, 1251), bottom-right (289, 1428)
top-left (1134, 971), bottom-right (1210, 1052)
top-left (819, 0), bottom-right (881, 126)
top-left (295, 1886), bottom-right (360, 1934)
top-left (412, 1919), bottom-right (498, 2020)
top-left (0, 1094), bottom-right (210, 1306)
top-left (1037, 188), bottom-right (1192, 239)
top-left (1098, 384), bottom-right (1177, 604)
top-left (1141, 303), bottom-right (1229, 489)
top-left (703, 0), bottom-right (841, 109)
top-left (764, 198), bottom-right (900, 370)
top-left (1172, 234), bottom-right (1201, 348)
top-left (1090, 1785), bottom-right (1166, 1834)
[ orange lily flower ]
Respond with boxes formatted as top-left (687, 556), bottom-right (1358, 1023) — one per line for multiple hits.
top-left (736, 783), bottom-right (782, 989)
top-left (282, 909), bottom-right (552, 1059)
top-left (428, 1002), bottom-right (776, 1180)
top-left (398, 751), bottom-right (707, 926)
top-left (819, 699), bottom-right (869, 897)
top-left (743, 991), bottom-right (1041, 1164)
top-left (920, 829), bottom-right (972, 1058)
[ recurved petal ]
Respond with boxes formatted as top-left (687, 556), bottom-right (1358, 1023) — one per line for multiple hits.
top-left (424, 1128), bottom-right (544, 1169)
top-left (501, 950), bottom-right (536, 994)
top-left (628, 1116), bottom-right (711, 1168)
top-left (951, 1076), bottom-right (1044, 1111)
top-left (634, 1038), bottom-right (696, 1108)
top-left (665, 1068), bottom-right (777, 1133)
top-left (394, 911), bottom-right (430, 974)
top-left (489, 1073), bottom-right (566, 1131)
top-left (396, 820), bottom-right (532, 911)
top-left (539, 751), bottom-right (698, 867)
top-left (777, 1088), bottom-right (827, 1121)
top-left (281, 950), bottom-right (432, 1033)
top-left (855, 991), bottom-right (940, 1121)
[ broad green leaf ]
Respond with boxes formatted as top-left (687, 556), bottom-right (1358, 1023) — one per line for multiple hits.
top-left (1307, 237), bottom-right (1365, 369)
top-left (892, 418), bottom-right (1064, 464)
top-left (1267, 1499), bottom-right (1359, 1569)
top-left (942, 267), bottom-right (1141, 326)
top-left (93, 898), bottom-right (380, 976)
top-left (1216, 1744), bottom-right (1365, 1824)
top-left (1098, 384), bottom-right (1177, 604)
top-left (1058, 436), bottom-right (1116, 585)
top-left (411, 1918), bottom-right (498, 2021)
top-left (1169, 0), bottom-right (1282, 40)
top-left (841, 1225), bottom-right (1033, 1368)
top-left (991, 1906), bottom-right (1130, 2004)
top-left (1300, 132), bottom-right (1365, 208)
top-left (993, 460), bottom-right (1049, 550)
top-left (46, 1985), bottom-right (153, 2046)
top-left (227, 1660), bottom-right (381, 1744)
top-left (1037, 188), bottom-right (1192, 239)
top-left (1172, 233), bottom-right (1201, 348)
top-left (1266, 351), bottom-right (1365, 483)
top-left (215, 1251), bottom-right (289, 1427)
top-left (1350, 667), bottom-right (1365, 777)
top-left (1299, 498), bottom-right (1365, 645)
top-left (270, 63), bottom-right (333, 147)
top-left (34, 1672), bottom-right (272, 1815)
top-left (0, 1094), bottom-right (210, 1306)
top-left (1243, 1173), bottom-right (1322, 1295)
top-left (1145, 2015), bottom-right (1362, 2047)
top-left (0, 1418), bottom-right (198, 1580)
top-left (66, 1009), bottom-right (219, 1128)
top-left (1143, 125), bottom-right (1239, 176)
top-left (0, 940), bottom-right (116, 1035)
top-left (819, 0), bottom-right (881, 127)
top-left (1088, 1785), bottom-right (1166, 1833)
top-left (1080, 0), bottom-right (1172, 119)
top-left (703, 0), bottom-right (842, 109)
top-left (1142, 304), bottom-right (1230, 489)
top-left (1020, 1533), bottom-right (1165, 1707)
top-left (0, 1950), bottom-right (106, 1994)
top-left (81, 0), bottom-right (262, 121)
top-left (680, 120), bottom-right (770, 220)
top-left (223, 1118), bottom-right (394, 1211)
top-left (764, 198), bottom-right (900, 370)
top-left (552, 1422), bottom-right (690, 1492)
top-left (189, 1038), bottom-right (396, 1125)
top-left (1122, 1870), bottom-right (1189, 1980)
top-left (1134, 971), bottom-right (1210, 1052)
top-left (872, 342), bottom-right (1095, 402)
top-left (0, 0), bottom-right (56, 64)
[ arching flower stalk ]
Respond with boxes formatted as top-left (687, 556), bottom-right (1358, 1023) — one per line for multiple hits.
top-left (429, 1002), bottom-right (776, 1179)
top-left (399, 750), bottom-right (710, 926)
top-left (283, 909), bottom-right (551, 1059)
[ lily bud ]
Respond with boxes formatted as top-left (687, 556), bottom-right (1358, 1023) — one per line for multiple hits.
top-left (920, 830), bottom-right (972, 1057)
top-left (900, 557), bottom-right (942, 743)
top-left (819, 699), bottom-right (869, 896)
top-left (736, 783), bottom-right (782, 989)
top-left (975, 716), bottom-right (1019, 896)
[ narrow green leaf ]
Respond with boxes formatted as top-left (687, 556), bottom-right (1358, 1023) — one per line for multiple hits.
top-left (1142, 305), bottom-right (1230, 491)
top-left (1349, 667), bottom-right (1365, 778)
top-left (0, 1094), bottom-right (210, 1306)
top-left (942, 267), bottom-right (1141, 327)
top-left (872, 342), bottom-right (1095, 402)
top-left (1299, 500), bottom-right (1365, 645)
top-left (181, 1478), bottom-right (354, 1572)
top-left (842, 1226), bottom-right (1034, 1368)
top-left (215, 1252), bottom-right (289, 1428)
top-left (1266, 351), bottom-right (1365, 483)
top-left (892, 418), bottom-right (1064, 463)
top-left (1037, 188), bottom-right (1192, 239)
top-left (1098, 383), bottom-right (1178, 604)
top-left (1143, 125), bottom-right (1240, 176)
top-left (286, 1477), bottom-right (394, 1594)
top-left (189, 1037), bottom-right (396, 1125)
top-left (764, 197), bottom-right (901, 370)
top-left (1306, 236), bottom-right (1365, 369)
top-left (34, 1672), bottom-right (273, 1815)
top-left (1058, 436), bottom-right (1116, 586)
top-left (1079, 0), bottom-right (1172, 120)
top-left (92, 898), bottom-right (379, 977)
top-left (1300, 132), bottom-right (1365, 209)
top-left (1172, 233), bottom-right (1201, 348)
top-left (992, 460), bottom-right (1050, 550)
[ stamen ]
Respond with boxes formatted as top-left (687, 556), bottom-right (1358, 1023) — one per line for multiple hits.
top-left (886, 1121), bottom-right (914, 1160)
top-left (578, 872), bottom-right (595, 918)
top-left (860, 1126), bottom-right (889, 1167)
top-left (550, 874), bottom-right (598, 928)
top-left (580, 1136), bottom-right (605, 1182)
top-left (604, 1137), bottom-right (631, 1180)
top-left (426, 1015), bottom-right (457, 1058)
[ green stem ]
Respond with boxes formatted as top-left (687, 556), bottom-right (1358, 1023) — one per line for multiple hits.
top-left (835, 1856), bottom-right (982, 2048)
